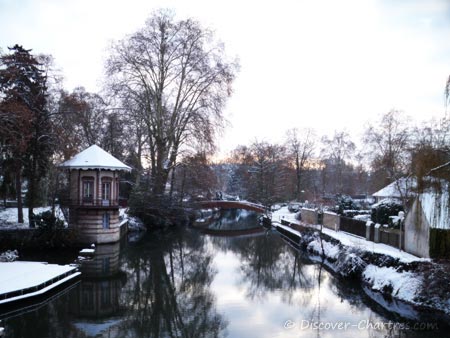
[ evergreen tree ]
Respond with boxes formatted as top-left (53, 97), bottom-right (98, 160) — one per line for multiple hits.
top-left (0, 45), bottom-right (53, 225)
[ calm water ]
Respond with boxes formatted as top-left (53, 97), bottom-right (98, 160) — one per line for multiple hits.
top-left (1, 210), bottom-right (449, 338)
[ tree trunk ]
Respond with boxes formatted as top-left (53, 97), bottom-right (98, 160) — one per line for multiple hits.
top-left (27, 158), bottom-right (37, 228)
top-left (15, 164), bottom-right (23, 223)
top-left (295, 152), bottom-right (301, 200)
top-left (169, 166), bottom-right (176, 203)
top-left (179, 167), bottom-right (186, 206)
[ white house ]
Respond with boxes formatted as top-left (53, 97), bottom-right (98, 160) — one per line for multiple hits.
top-left (372, 177), bottom-right (416, 203)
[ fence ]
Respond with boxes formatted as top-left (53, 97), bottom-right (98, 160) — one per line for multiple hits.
top-left (340, 217), bottom-right (366, 238)
top-left (299, 207), bottom-right (405, 253)
top-left (379, 227), bottom-right (404, 249)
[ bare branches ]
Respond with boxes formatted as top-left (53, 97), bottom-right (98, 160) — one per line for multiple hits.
top-left (105, 10), bottom-right (238, 196)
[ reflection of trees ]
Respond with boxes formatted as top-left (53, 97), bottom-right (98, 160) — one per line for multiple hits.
top-left (118, 228), bottom-right (227, 338)
top-left (210, 230), bottom-right (316, 306)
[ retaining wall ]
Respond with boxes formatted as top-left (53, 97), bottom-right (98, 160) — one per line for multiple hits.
top-left (301, 208), bottom-right (318, 225)
top-left (323, 212), bottom-right (340, 231)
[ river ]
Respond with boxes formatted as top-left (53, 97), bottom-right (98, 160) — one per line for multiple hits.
top-left (1, 210), bottom-right (449, 338)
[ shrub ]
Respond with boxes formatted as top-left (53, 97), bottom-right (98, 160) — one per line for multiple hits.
top-left (35, 210), bottom-right (64, 230)
top-left (429, 228), bottom-right (450, 259)
top-left (371, 198), bottom-right (403, 225)
top-left (336, 195), bottom-right (359, 215)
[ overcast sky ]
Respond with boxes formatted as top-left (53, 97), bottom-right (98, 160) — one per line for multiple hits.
top-left (1, 0), bottom-right (450, 156)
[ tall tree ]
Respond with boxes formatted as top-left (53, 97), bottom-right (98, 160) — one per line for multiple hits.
top-left (246, 141), bottom-right (287, 204)
top-left (0, 45), bottom-right (53, 225)
top-left (106, 10), bottom-right (238, 199)
top-left (363, 110), bottom-right (411, 191)
top-left (55, 87), bottom-right (108, 156)
top-left (320, 130), bottom-right (355, 194)
top-left (285, 128), bottom-right (315, 200)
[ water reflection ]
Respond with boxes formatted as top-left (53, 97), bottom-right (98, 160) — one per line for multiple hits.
top-left (70, 242), bottom-right (125, 336)
top-left (116, 229), bottom-right (227, 337)
top-left (2, 210), bottom-right (449, 338)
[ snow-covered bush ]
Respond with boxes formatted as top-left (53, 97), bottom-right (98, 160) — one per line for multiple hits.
top-left (342, 209), bottom-right (371, 220)
top-left (0, 249), bottom-right (18, 262)
top-left (371, 198), bottom-right (403, 226)
top-left (335, 195), bottom-right (359, 215)
top-left (336, 250), bottom-right (367, 278)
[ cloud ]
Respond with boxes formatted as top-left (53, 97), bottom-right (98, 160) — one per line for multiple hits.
top-left (1, 0), bottom-right (449, 156)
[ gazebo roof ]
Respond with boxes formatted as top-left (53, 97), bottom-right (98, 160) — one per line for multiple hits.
top-left (58, 145), bottom-right (131, 171)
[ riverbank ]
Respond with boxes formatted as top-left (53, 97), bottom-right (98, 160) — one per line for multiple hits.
top-left (272, 207), bottom-right (450, 318)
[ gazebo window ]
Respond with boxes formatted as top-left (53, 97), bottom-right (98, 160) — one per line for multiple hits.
top-left (82, 177), bottom-right (94, 202)
top-left (102, 177), bottom-right (112, 205)
top-left (102, 212), bottom-right (110, 229)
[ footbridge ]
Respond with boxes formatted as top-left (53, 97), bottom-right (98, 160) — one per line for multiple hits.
top-left (195, 200), bottom-right (267, 214)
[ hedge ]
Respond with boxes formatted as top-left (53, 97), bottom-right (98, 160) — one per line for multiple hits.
top-left (429, 228), bottom-right (450, 259)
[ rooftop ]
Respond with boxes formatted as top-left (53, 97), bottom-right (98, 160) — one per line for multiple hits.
top-left (58, 145), bottom-right (131, 172)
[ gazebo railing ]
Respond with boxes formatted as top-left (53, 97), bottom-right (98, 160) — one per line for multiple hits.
top-left (61, 198), bottom-right (120, 208)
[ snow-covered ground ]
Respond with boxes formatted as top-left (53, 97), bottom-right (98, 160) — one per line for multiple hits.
top-left (271, 206), bottom-right (436, 314)
top-left (0, 206), bottom-right (65, 229)
top-left (120, 208), bottom-right (145, 231)
top-left (272, 206), bottom-right (423, 263)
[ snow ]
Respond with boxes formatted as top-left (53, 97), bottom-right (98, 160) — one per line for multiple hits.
top-left (363, 286), bottom-right (420, 320)
top-left (353, 214), bottom-right (371, 222)
top-left (120, 208), bottom-right (145, 231)
top-left (272, 207), bottom-right (424, 263)
top-left (0, 250), bottom-right (18, 262)
top-left (273, 206), bottom-right (426, 310)
top-left (307, 238), bottom-right (340, 259)
top-left (420, 187), bottom-right (450, 229)
top-left (58, 144), bottom-right (131, 171)
top-left (79, 248), bottom-right (95, 254)
top-left (372, 177), bottom-right (416, 199)
top-left (273, 223), bottom-right (302, 239)
top-left (0, 261), bottom-right (79, 304)
top-left (363, 265), bottom-right (421, 304)
top-left (0, 206), bottom-right (66, 229)
top-left (73, 319), bottom-right (123, 336)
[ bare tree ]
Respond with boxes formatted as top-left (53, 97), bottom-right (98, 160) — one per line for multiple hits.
top-left (363, 110), bottom-right (411, 191)
top-left (285, 128), bottom-right (316, 200)
top-left (321, 130), bottom-right (355, 194)
top-left (106, 10), bottom-right (238, 199)
top-left (410, 117), bottom-right (450, 190)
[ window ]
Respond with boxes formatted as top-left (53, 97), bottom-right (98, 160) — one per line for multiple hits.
top-left (102, 212), bottom-right (110, 229)
top-left (82, 178), bottom-right (94, 202)
top-left (102, 181), bottom-right (111, 201)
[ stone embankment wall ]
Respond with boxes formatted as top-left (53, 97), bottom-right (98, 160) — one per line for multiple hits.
top-left (0, 228), bottom-right (75, 250)
top-left (322, 211), bottom-right (340, 231)
top-left (301, 208), bottom-right (317, 225)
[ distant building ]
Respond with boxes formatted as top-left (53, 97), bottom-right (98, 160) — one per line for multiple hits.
top-left (59, 145), bottom-right (131, 244)
top-left (372, 177), bottom-right (416, 203)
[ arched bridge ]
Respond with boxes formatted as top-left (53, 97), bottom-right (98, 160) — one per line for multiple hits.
top-left (195, 200), bottom-right (267, 214)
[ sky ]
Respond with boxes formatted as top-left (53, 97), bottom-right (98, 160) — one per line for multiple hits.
top-left (1, 0), bottom-right (450, 157)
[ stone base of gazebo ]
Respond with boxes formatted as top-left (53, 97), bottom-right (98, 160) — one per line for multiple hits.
top-left (70, 209), bottom-right (121, 244)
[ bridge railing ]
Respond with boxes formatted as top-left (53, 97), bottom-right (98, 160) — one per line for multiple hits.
top-left (195, 200), bottom-right (268, 214)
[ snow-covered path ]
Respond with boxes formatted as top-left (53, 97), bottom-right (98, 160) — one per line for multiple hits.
top-left (272, 207), bottom-right (423, 263)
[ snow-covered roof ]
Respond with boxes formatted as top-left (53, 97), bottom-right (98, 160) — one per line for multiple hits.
top-left (372, 178), bottom-right (415, 198)
top-left (58, 145), bottom-right (131, 171)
